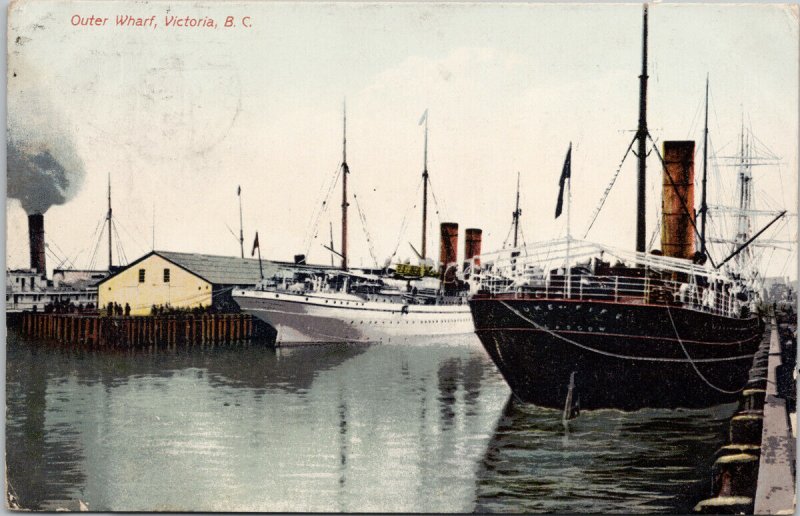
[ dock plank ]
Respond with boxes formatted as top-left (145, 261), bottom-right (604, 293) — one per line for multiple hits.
top-left (754, 319), bottom-right (796, 515)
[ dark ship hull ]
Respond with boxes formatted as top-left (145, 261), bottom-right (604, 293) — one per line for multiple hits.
top-left (470, 295), bottom-right (764, 410)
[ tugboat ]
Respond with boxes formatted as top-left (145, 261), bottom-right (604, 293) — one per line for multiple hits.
top-left (468, 5), bottom-right (783, 410)
top-left (234, 107), bottom-right (479, 345)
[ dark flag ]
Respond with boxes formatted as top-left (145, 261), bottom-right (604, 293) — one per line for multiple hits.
top-left (554, 143), bottom-right (572, 218)
top-left (251, 232), bottom-right (260, 256)
top-left (237, 185), bottom-right (241, 196)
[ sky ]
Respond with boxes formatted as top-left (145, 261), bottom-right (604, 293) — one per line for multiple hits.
top-left (5, 1), bottom-right (798, 280)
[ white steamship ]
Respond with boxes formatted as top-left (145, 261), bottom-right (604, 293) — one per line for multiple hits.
top-left (233, 108), bottom-right (481, 345)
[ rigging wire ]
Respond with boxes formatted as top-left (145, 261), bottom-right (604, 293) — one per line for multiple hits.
top-left (303, 164), bottom-right (338, 247)
top-left (112, 222), bottom-right (128, 266)
top-left (304, 163), bottom-right (344, 258)
top-left (646, 132), bottom-right (718, 268)
top-left (114, 217), bottom-right (148, 256)
top-left (45, 246), bottom-right (68, 270)
top-left (82, 213), bottom-right (109, 269)
top-left (582, 135), bottom-right (637, 239)
top-left (388, 176), bottom-right (423, 262)
top-left (47, 238), bottom-right (76, 269)
top-left (501, 223), bottom-right (514, 250)
top-left (426, 174), bottom-right (445, 226)
top-left (87, 219), bottom-right (107, 271)
top-left (352, 193), bottom-right (379, 268)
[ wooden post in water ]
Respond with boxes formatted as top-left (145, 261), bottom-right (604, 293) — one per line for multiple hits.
top-left (563, 371), bottom-right (580, 422)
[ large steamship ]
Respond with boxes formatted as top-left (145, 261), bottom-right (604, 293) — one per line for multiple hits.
top-left (233, 109), bottom-right (479, 345)
top-left (469, 6), bottom-right (779, 410)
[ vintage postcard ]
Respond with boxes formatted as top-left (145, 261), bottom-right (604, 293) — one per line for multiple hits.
top-left (5, 1), bottom-right (798, 513)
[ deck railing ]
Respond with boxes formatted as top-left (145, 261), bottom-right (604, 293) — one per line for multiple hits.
top-left (476, 273), bottom-right (748, 319)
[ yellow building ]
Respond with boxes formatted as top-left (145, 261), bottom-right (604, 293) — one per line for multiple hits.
top-left (97, 251), bottom-right (268, 316)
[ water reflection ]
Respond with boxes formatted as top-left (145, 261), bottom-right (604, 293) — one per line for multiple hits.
top-left (6, 331), bottom-right (507, 512)
top-left (6, 329), bottom-right (738, 513)
top-left (474, 397), bottom-right (735, 513)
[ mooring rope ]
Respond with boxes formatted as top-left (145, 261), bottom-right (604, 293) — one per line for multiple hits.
top-left (665, 305), bottom-right (746, 394)
top-left (498, 300), bottom-right (752, 364)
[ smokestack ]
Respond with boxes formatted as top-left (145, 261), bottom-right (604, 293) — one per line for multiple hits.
top-left (439, 222), bottom-right (458, 281)
top-left (661, 141), bottom-right (695, 259)
top-left (28, 213), bottom-right (46, 274)
top-left (463, 228), bottom-right (482, 271)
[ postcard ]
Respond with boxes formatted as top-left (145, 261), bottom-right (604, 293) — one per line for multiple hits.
top-left (5, 1), bottom-right (798, 513)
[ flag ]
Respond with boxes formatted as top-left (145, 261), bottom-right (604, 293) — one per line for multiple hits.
top-left (554, 143), bottom-right (572, 218)
top-left (251, 232), bottom-right (259, 256)
top-left (418, 108), bottom-right (428, 126)
top-left (237, 185), bottom-right (241, 196)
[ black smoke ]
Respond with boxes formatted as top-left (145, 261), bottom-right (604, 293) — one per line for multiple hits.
top-left (8, 144), bottom-right (79, 214)
top-left (7, 63), bottom-right (86, 215)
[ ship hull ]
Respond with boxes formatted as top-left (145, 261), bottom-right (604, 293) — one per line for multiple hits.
top-left (233, 289), bottom-right (474, 345)
top-left (469, 296), bottom-right (763, 410)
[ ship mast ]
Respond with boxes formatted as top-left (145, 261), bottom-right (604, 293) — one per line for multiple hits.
top-left (341, 101), bottom-right (349, 270)
top-left (735, 121), bottom-right (754, 268)
top-left (635, 3), bottom-right (649, 253)
top-left (107, 172), bottom-right (113, 272)
top-left (421, 113), bottom-right (429, 262)
top-left (700, 76), bottom-right (709, 256)
top-left (238, 186), bottom-right (244, 259)
top-left (512, 172), bottom-right (521, 247)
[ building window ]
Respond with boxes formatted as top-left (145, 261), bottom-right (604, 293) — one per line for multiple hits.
top-left (163, 268), bottom-right (170, 283)
top-left (138, 269), bottom-right (146, 283)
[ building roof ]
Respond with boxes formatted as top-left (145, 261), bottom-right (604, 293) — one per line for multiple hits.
top-left (156, 251), bottom-right (271, 285)
top-left (97, 250), bottom-right (338, 287)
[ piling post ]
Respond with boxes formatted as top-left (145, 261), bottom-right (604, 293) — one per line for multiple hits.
top-left (712, 453), bottom-right (759, 498)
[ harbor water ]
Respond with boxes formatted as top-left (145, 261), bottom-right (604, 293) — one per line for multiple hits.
top-left (6, 330), bottom-right (735, 512)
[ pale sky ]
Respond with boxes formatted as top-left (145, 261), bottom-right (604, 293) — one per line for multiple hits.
top-left (5, 1), bottom-right (798, 280)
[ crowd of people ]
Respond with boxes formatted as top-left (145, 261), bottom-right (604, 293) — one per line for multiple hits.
top-left (41, 299), bottom-right (96, 314)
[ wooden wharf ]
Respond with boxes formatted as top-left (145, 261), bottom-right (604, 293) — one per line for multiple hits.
top-left (18, 312), bottom-right (263, 347)
top-left (694, 311), bottom-right (797, 515)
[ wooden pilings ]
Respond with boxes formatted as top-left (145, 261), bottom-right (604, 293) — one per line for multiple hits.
top-left (693, 314), bottom-right (791, 515)
top-left (18, 313), bottom-right (261, 347)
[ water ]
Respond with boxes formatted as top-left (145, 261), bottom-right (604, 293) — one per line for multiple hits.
top-left (6, 330), bottom-right (735, 512)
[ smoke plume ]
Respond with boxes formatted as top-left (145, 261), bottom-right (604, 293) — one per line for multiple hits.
top-left (7, 64), bottom-right (85, 215)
